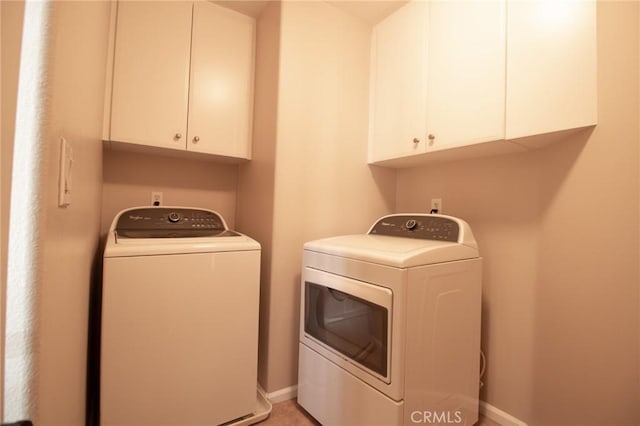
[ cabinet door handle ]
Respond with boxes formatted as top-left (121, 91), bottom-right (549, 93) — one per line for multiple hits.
top-left (428, 134), bottom-right (435, 145)
top-left (192, 136), bottom-right (200, 144)
top-left (413, 138), bottom-right (420, 144)
top-left (174, 133), bottom-right (182, 140)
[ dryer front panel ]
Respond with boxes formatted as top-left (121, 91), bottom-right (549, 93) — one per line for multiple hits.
top-left (300, 265), bottom-right (406, 401)
top-left (304, 278), bottom-right (391, 381)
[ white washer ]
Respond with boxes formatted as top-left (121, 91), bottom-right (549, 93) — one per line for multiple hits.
top-left (101, 207), bottom-right (271, 426)
top-left (298, 214), bottom-right (482, 426)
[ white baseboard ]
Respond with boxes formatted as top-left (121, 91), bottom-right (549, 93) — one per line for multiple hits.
top-left (479, 401), bottom-right (528, 426)
top-left (261, 384), bottom-right (298, 404)
top-left (261, 387), bottom-right (527, 425)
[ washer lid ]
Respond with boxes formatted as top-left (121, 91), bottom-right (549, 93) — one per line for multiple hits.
top-left (104, 207), bottom-right (260, 257)
top-left (304, 214), bottom-right (479, 268)
top-left (104, 234), bottom-right (260, 257)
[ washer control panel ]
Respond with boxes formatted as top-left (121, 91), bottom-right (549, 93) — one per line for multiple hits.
top-left (115, 208), bottom-right (238, 238)
top-left (369, 214), bottom-right (460, 242)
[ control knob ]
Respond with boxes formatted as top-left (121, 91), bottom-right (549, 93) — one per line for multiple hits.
top-left (405, 219), bottom-right (417, 230)
top-left (168, 212), bottom-right (181, 223)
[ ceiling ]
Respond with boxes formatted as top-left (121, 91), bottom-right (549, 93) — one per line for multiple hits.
top-left (327, 0), bottom-right (407, 25)
top-left (213, 0), bottom-right (408, 26)
top-left (212, 1), bottom-right (270, 18)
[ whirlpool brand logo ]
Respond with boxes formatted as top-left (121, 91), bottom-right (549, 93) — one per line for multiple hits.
top-left (410, 410), bottom-right (464, 424)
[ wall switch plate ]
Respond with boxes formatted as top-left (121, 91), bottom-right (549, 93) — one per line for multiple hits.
top-left (151, 192), bottom-right (163, 206)
top-left (58, 137), bottom-right (73, 208)
top-left (430, 198), bottom-right (442, 214)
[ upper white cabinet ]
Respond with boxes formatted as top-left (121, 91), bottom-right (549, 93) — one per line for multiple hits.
top-left (369, 0), bottom-right (597, 167)
top-left (105, 1), bottom-right (255, 160)
top-left (189, 2), bottom-right (255, 158)
top-left (506, 0), bottom-right (597, 140)
top-left (369, 0), bottom-right (429, 161)
top-left (369, 0), bottom-right (506, 164)
top-left (109, 1), bottom-right (192, 150)
top-left (425, 1), bottom-right (506, 151)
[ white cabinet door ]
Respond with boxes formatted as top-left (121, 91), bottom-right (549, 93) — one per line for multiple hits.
top-left (506, 0), bottom-right (597, 139)
top-left (188, 2), bottom-right (255, 159)
top-left (369, 0), bottom-right (505, 163)
top-left (369, 0), bottom-right (428, 163)
top-left (110, 1), bottom-right (192, 150)
top-left (426, 0), bottom-right (506, 152)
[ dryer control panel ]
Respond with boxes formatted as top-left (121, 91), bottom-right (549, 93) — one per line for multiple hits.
top-left (368, 214), bottom-right (459, 242)
top-left (115, 208), bottom-right (238, 238)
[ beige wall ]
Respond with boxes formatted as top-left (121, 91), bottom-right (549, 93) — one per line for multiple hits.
top-left (237, 0), bottom-right (396, 392)
top-left (236, 0), bottom-right (280, 390)
top-left (101, 150), bottom-right (238, 235)
top-left (0, 3), bottom-right (2, 418)
top-left (396, 2), bottom-right (640, 424)
top-left (0, 0), bottom-right (110, 423)
top-left (0, 0), bottom-right (23, 318)
top-left (33, 2), bottom-right (111, 424)
top-left (1, 1), bottom-right (25, 420)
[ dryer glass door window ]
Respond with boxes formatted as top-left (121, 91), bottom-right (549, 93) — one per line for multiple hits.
top-left (304, 282), bottom-right (388, 377)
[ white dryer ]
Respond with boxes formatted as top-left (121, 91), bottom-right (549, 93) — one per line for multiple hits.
top-left (298, 214), bottom-right (482, 426)
top-left (101, 207), bottom-right (271, 426)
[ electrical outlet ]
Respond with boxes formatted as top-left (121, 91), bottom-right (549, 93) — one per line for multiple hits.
top-left (151, 191), bottom-right (163, 206)
top-left (430, 198), bottom-right (442, 214)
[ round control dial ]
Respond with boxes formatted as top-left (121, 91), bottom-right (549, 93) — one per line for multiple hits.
top-left (405, 219), bottom-right (418, 230)
top-left (168, 212), bottom-right (181, 223)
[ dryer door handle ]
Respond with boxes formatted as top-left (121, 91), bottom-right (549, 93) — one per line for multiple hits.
top-left (328, 288), bottom-right (347, 301)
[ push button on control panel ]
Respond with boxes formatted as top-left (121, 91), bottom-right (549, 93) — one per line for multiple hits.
top-left (189, 215), bottom-right (222, 229)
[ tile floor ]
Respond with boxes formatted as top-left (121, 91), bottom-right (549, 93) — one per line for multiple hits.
top-left (256, 399), bottom-right (501, 426)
